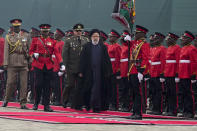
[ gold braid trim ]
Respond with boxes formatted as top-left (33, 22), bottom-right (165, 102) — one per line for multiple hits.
top-left (127, 41), bottom-right (145, 78)
top-left (6, 35), bottom-right (20, 54)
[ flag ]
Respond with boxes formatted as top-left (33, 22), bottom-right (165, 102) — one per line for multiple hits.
top-left (112, 0), bottom-right (136, 32)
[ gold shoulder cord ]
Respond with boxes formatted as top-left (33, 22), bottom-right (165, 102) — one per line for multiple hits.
top-left (6, 35), bottom-right (20, 54)
top-left (127, 41), bottom-right (145, 78)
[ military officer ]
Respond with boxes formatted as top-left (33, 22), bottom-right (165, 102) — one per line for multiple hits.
top-left (29, 24), bottom-right (64, 112)
top-left (2, 19), bottom-right (30, 109)
top-left (126, 25), bottom-right (150, 119)
top-left (62, 23), bottom-right (89, 109)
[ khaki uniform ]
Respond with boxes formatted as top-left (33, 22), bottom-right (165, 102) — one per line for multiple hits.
top-left (3, 31), bottom-right (30, 105)
top-left (62, 35), bottom-right (89, 104)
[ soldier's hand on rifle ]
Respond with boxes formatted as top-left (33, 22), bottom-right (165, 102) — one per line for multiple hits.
top-left (0, 69), bottom-right (4, 73)
top-left (58, 71), bottom-right (64, 77)
top-left (59, 62), bottom-right (65, 72)
top-left (191, 80), bottom-right (197, 83)
top-left (138, 72), bottom-right (143, 83)
top-left (175, 77), bottom-right (180, 83)
top-left (124, 35), bottom-right (132, 42)
top-left (78, 73), bottom-right (83, 78)
top-left (160, 78), bottom-right (165, 83)
top-left (33, 53), bottom-right (39, 59)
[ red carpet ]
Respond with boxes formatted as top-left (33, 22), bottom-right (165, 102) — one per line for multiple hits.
top-left (0, 101), bottom-right (197, 125)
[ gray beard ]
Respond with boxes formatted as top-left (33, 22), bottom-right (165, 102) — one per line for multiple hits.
top-left (92, 40), bottom-right (99, 45)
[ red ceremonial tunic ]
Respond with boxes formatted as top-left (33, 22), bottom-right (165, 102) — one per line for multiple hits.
top-left (29, 36), bottom-right (62, 70)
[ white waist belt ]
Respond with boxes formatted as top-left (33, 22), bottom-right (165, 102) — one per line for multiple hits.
top-left (110, 58), bottom-right (116, 62)
top-left (120, 58), bottom-right (128, 62)
top-left (180, 60), bottom-right (190, 63)
top-left (151, 61), bottom-right (161, 65)
top-left (166, 60), bottom-right (176, 63)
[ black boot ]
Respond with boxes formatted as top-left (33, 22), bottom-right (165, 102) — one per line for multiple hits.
top-left (44, 105), bottom-right (53, 112)
top-left (2, 101), bottom-right (8, 107)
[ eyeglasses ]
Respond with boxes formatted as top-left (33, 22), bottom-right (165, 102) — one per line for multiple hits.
top-left (75, 30), bottom-right (82, 32)
top-left (92, 35), bottom-right (100, 38)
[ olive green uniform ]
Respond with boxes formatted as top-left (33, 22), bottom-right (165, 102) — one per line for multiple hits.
top-left (3, 31), bottom-right (30, 106)
top-left (62, 35), bottom-right (89, 104)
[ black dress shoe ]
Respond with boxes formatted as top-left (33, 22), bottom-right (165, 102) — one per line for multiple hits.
top-left (62, 102), bottom-right (67, 108)
top-left (44, 106), bottom-right (54, 112)
top-left (32, 104), bottom-right (38, 110)
top-left (53, 101), bottom-right (61, 106)
top-left (2, 101), bottom-right (8, 107)
top-left (148, 111), bottom-right (162, 115)
top-left (163, 112), bottom-right (177, 116)
top-left (74, 106), bottom-right (83, 111)
top-left (93, 108), bottom-right (100, 113)
top-left (21, 105), bottom-right (29, 109)
top-left (129, 114), bottom-right (142, 120)
top-left (85, 106), bottom-right (90, 111)
top-left (184, 113), bottom-right (194, 118)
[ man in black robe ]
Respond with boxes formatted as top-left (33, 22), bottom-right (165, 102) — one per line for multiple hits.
top-left (78, 29), bottom-right (112, 112)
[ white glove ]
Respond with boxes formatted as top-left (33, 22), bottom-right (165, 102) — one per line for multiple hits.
top-left (52, 54), bottom-right (56, 58)
top-left (116, 76), bottom-right (121, 79)
top-left (60, 65), bottom-right (65, 71)
top-left (138, 72), bottom-right (143, 83)
top-left (0, 69), bottom-right (4, 73)
top-left (144, 78), bottom-right (150, 81)
top-left (160, 78), bottom-right (165, 83)
top-left (58, 71), bottom-right (64, 76)
top-left (33, 53), bottom-right (39, 59)
top-left (124, 35), bottom-right (131, 41)
top-left (191, 80), bottom-right (197, 83)
top-left (175, 77), bottom-right (180, 83)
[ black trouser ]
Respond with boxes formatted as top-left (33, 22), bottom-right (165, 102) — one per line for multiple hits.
top-left (150, 77), bottom-right (163, 113)
top-left (110, 73), bottom-right (121, 108)
top-left (141, 79), bottom-right (148, 112)
top-left (192, 82), bottom-right (197, 112)
top-left (51, 72), bottom-right (63, 104)
top-left (119, 77), bottom-right (130, 109)
top-left (0, 72), bottom-right (6, 100)
top-left (165, 77), bottom-right (178, 114)
top-left (29, 70), bottom-right (36, 103)
top-left (180, 79), bottom-right (194, 115)
top-left (62, 72), bottom-right (78, 105)
top-left (34, 66), bottom-right (53, 106)
top-left (129, 74), bottom-right (142, 115)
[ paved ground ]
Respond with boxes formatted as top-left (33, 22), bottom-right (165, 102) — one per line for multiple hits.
top-left (0, 107), bottom-right (197, 131)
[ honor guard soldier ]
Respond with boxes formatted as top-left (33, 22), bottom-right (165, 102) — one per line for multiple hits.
top-left (126, 25), bottom-right (150, 120)
top-left (148, 32), bottom-right (166, 115)
top-left (178, 31), bottom-right (197, 118)
top-left (51, 28), bottom-right (65, 106)
top-left (100, 30), bottom-right (108, 44)
top-left (2, 19), bottom-right (30, 109)
top-left (119, 30), bottom-right (132, 112)
top-left (164, 33), bottom-right (181, 116)
top-left (62, 23), bottom-right (89, 108)
top-left (65, 30), bottom-right (73, 38)
top-left (29, 24), bottom-right (64, 112)
top-left (107, 29), bottom-right (121, 111)
top-left (193, 36), bottom-right (197, 113)
top-left (0, 28), bottom-right (5, 100)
